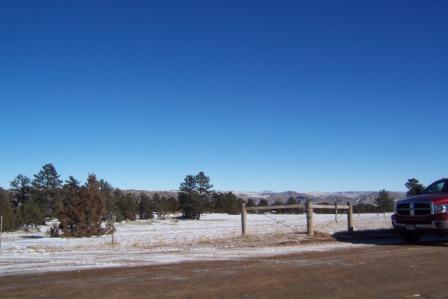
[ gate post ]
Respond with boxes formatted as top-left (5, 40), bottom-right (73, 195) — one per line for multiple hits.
top-left (306, 201), bottom-right (314, 236)
top-left (347, 202), bottom-right (354, 233)
top-left (334, 201), bottom-right (338, 223)
top-left (241, 203), bottom-right (247, 236)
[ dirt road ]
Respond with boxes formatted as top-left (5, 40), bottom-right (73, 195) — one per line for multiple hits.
top-left (1, 241), bottom-right (448, 299)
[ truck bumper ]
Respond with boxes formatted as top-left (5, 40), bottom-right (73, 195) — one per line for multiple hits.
top-left (392, 217), bottom-right (448, 233)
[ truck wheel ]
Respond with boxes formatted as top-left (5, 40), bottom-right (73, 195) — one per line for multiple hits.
top-left (399, 232), bottom-right (420, 243)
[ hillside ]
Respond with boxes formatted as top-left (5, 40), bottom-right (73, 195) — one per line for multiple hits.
top-left (125, 189), bottom-right (406, 205)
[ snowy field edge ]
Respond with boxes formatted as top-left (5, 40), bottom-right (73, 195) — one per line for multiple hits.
top-left (0, 213), bottom-right (392, 276)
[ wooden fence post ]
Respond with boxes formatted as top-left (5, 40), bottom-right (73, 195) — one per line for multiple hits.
top-left (0, 215), bottom-right (2, 250)
top-left (306, 201), bottom-right (314, 236)
top-left (111, 215), bottom-right (116, 245)
top-left (241, 203), bottom-right (247, 236)
top-left (334, 201), bottom-right (338, 223)
top-left (347, 202), bottom-right (353, 233)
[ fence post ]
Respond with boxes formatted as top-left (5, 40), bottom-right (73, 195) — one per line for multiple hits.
top-left (334, 201), bottom-right (338, 223)
top-left (111, 215), bottom-right (116, 245)
top-left (241, 203), bottom-right (247, 236)
top-left (0, 215), bottom-right (2, 250)
top-left (347, 202), bottom-right (353, 233)
top-left (306, 201), bottom-right (314, 236)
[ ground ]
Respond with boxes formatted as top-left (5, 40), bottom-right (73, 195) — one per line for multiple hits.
top-left (3, 212), bottom-right (447, 298)
top-left (0, 213), bottom-right (391, 275)
top-left (1, 241), bottom-right (448, 299)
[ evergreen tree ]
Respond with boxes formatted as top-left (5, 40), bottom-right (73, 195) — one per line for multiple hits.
top-left (138, 193), bottom-right (154, 219)
top-left (0, 188), bottom-right (15, 231)
top-left (179, 175), bottom-right (197, 193)
top-left (258, 199), bottom-right (269, 206)
top-left (115, 192), bottom-right (137, 221)
top-left (246, 198), bottom-right (256, 207)
top-left (405, 178), bottom-right (425, 197)
top-left (64, 176), bottom-right (80, 192)
top-left (152, 192), bottom-right (162, 218)
top-left (111, 189), bottom-right (136, 222)
top-left (10, 174), bottom-right (46, 230)
top-left (246, 198), bottom-right (256, 213)
top-left (59, 174), bottom-right (106, 237)
top-left (166, 196), bottom-right (179, 213)
top-left (32, 163), bottom-right (62, 216)
top-left (178, 172), bottom-right (213, 220)
top-left (9, 174), bottom-right (32, 207)
top-left (16, 200), bottom-right (45, 231)
top-left (196, 171), bottom-right (213, 195)
top-left (61, 176), bottom-right (81, 209)
top-left (221, 192), bottom-right (243, 214)
top-left (56, 176), bottom-right (81, 235)
top-left (196, 172), bottom-right (213, 217)
top-left (153, 193), bottom-right (170, 220)
top-left (375, 189), bottom-right (394, 213)
top-left (211, 192), bottom-right (223, 212)
top-left (256, 198), bottom-right (269, 214)
top-left (83, 174), bottom-right (106, 234)
top-left (98, 179), bottom-right (115, 218)
top-left (178, 191), bottom-right (201, 219)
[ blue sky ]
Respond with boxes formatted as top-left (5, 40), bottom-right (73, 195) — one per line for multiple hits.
top-left (1, 0), bottom-right (447, 192)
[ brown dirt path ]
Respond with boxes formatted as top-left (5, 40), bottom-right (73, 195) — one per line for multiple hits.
top-left (1, 243), bottom-right (448, 299)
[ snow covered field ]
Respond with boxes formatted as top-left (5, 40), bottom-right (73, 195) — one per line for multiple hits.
top-left (0, 213), bottom-right (392, 276)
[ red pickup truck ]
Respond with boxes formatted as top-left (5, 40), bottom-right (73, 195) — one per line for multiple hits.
top-left (392, 178), bottom-right (448, 243)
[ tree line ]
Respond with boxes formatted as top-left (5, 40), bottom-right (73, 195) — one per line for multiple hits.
top-left (0, 165), bottom-right (244, 236)
top-left (0, 165), bottom-right (429, 236)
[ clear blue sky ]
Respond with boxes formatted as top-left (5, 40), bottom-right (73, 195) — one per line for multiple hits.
top-left (1, 0), bottom-right (447, 192)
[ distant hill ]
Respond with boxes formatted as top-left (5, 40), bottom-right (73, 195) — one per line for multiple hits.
top-left (125, 189), bottom-right (406, 205)
top-left (233, 191), bottom-right (406, 205)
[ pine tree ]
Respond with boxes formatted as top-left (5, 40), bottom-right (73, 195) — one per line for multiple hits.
top-left (196, 172), bottom-right (213, 219)
top-left (405, 178), bottom-right (425, 197)
top-left (0, 188), bottom-right (15, 231)
top-left (178, 172), bottom-right (214, 220)
top-left (59, 174), bottom-right (106, 237)
top-left (179, 174), bottom-right (198, 219)
top-left (179, 175), bottom-right (197, 193)
top-left (138, 193), bottom-right (154, 219)
top-left (83, 175), bottom-right (106, 234)
top-left (246, 198), bottom-right (256, 207)
top-left (196, 172), bottom-right (213, 196)
top-left (152, 193), bottom-right (166, 219)
top-left (222, 192), bottom-right (243, 214)
top-left (375, 189), bottom-right (394, 213)
top-left (99, 179), bottom-right (115, 218)
top-left (258, 199), bottom-right (269, 206)
top-left (64, 176), bottom-right (81, 192)
top-left (114, 190), bottom-right (137, 221)
top-left (16, 200), bottom-right (45, 231)
top-left (32, 164), bottom-right (62, 217)
top-left (178, 191), bottom-right (200, 219)
top-left (166, 196), bottom-right (179, 213)
top-left (9, 174), bottom-right (32, 207)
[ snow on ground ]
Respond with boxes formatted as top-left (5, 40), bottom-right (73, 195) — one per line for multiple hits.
top-left (0, 213), bottom-right (392, 276)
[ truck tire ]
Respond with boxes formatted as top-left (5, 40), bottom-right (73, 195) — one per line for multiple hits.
top-left (399, 232), bottom-right (420, 243)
